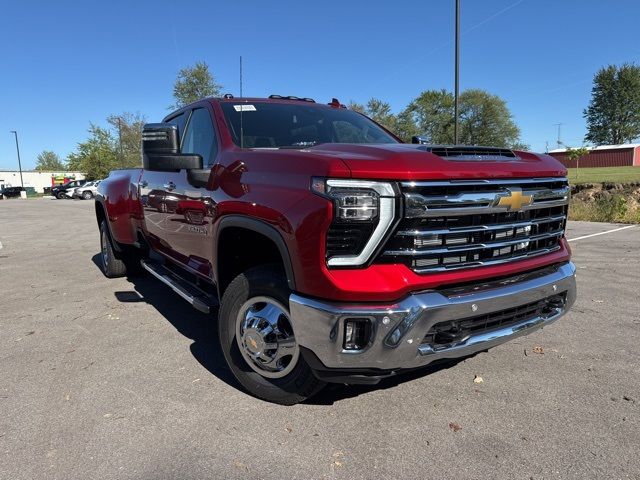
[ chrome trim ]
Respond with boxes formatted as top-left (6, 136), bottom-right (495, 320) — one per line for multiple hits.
top-left (289, 262), bottom-right (576, 370)
top-left (404, 186), bottom-right (569, 218)
top-left (401, 177), bottom-right (568, 188)
top-left (384, 230), bottom-right (563, 257)
top-left (418, 306), bottom-right (564, 355)
top-left (396, 215), bottom-right (566, 237)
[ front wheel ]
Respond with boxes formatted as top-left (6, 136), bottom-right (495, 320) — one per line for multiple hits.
top-left (218, 265), bottom-right (325, 405)
top-left (82, 191), bottom-right (93, 200)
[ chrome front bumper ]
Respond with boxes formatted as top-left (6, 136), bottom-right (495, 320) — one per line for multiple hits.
top-left (289, 262), bottom-right (576, 371)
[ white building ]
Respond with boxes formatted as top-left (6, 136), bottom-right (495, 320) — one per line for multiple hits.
top-left (0, 170), bottom-right (86, 193)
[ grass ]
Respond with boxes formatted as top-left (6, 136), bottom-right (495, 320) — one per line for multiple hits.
top-left (566, 166), bottom-right (640, 184)
top-left (569, 196), bottom-right (640, 224)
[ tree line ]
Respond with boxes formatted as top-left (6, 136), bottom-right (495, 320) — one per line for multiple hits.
top-left (38, 61), bottom-right (640, 178)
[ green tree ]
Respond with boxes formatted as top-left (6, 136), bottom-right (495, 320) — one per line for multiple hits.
top-left (584, 64), bottom-right (640, 145)
top-left (401, 89), bottom-right (455, 143)
top-left (458, 89), bottom-right (523, 148)
top-left (399, 89), bottom-right (525, 148)
top-left (565, 146), bottom-right (590, 179)
top-left (171, 61), bottom-right (222, 109)
top-left (67, 125), bottom-right (118, 180)
top-left (35, 151), bottom-right (66, 171)
top-left (347, 101), bottom-right (366, 114)
top-left (107, 112), bottom-right (146, 168)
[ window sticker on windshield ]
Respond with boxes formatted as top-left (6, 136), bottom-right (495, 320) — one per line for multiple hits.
top-left (233, 105), bottom-right (257, 112)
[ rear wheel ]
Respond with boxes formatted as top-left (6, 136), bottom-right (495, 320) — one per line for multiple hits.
top-left (57, 192), bottom-right (66, 199)
top-left (99, 221), bottom-right (143, 278)
top-left (99, 221), bottom-right (127, 278)
top-left (218, 265), bottom-right (325, 405)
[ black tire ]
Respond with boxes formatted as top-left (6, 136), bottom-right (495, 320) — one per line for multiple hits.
top-left (57, 192), bottom-right (66, 199)
top-left (218, 265), bottom-right (325, 405)
top-left (99, 221), bottom-right (127, 278)
top-left (82, 191), bottom-right (93, 200)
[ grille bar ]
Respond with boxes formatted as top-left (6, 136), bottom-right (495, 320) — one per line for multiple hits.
top-left (396, 214), bottom-right (566, 237)
top-left (405, 186), bottom-right (569, 218)
top-left (384, 230), bottom-right (563, 257)
top-left (409, 247), bottom-right (561, 273)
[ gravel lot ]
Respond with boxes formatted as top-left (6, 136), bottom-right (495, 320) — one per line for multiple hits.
top-left (1, 199), bottom-right (638, 480)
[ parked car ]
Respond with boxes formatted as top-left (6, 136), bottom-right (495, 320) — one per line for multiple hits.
top-left (96, 95), bottom-right (577, 405)
top-left (51, 180), bottom-right (87, 199)
top-left (73, 180), bottom-right (101, 200)
top-left (0, 186), bottom-right (25, 199)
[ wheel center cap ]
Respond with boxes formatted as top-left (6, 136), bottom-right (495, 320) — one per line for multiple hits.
top-left (243, 329), bottom-right (265, 355)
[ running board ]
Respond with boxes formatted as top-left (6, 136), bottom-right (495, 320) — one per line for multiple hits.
top-left (140, 260), bottom-right (218, 314)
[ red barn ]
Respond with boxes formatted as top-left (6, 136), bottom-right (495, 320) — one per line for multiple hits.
top-left (548, 144), bottom-right (640, 168)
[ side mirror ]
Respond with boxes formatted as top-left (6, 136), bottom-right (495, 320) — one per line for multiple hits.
top-left (142, 123), bottom-right (202, 171)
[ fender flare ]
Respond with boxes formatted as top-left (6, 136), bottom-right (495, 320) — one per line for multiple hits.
top-left (216, 215), bottom-right (296, 291)
top-left (94, 198), bottom-right (123, 253)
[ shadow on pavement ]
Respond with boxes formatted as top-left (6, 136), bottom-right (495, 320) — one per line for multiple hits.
top-left (93, 253), bottom-right (469, 406)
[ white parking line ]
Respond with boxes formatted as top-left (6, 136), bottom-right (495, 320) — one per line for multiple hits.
top-left (568, 225), bottom-right (637, 243)
top-left (0, 241), bottom-right (3, 249)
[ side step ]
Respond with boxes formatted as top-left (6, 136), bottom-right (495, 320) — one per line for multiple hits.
top-left (140, 260), bottom-right (218, 314)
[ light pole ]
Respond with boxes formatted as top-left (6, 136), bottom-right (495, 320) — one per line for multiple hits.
top-left (10, 130), bottom-right (24, 188)
top-left (454, 0), bottom-right (460, 145)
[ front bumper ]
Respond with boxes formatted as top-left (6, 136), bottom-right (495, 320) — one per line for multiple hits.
top-left (290, 262), bottom-right (576, 373)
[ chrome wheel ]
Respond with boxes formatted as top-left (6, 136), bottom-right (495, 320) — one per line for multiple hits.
top-left (236, 296), bottom-right (299, 379)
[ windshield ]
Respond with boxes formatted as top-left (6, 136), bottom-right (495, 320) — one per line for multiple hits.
top-left (220, 102), bottom-right (399, 148)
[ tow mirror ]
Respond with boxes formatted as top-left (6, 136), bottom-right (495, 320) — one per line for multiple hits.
top-left (142, 123), bottom-right (202, 171)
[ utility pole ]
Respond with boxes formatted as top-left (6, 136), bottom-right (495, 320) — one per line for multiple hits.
top-left (10, 131), bottom-right (24, 188)
top-left (454, 0), bottom-right (460, 145)
top-left (554, 123), bottom-right (563, 148)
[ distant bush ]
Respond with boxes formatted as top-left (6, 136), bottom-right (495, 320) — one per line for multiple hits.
top-left (570, 193), bottom-right (640, 224)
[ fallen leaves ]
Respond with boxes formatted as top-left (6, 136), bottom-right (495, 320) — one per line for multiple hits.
top-left (532, 346), bottom-right (544, 355)
top-left (473, 375), bottom-right (484, 384)
top-left (449, 422), bottom-right (462, 432)
top-left (332, 451), bottom-right (344, 468)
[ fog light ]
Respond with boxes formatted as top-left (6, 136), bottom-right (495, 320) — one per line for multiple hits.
top-left (343, 318), bottom-right (371, 350)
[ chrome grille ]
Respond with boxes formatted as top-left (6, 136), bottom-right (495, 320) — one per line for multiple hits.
top-left (378, 178), bottom-right (569, 273)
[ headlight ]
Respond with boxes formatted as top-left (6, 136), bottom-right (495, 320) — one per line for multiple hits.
top-left (312, 178), bottom-right (397, 267)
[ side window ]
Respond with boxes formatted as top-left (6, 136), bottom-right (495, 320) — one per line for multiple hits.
top-left (165, 112), bottom-right (188, 147)
top-left (181, 108), bottom-right (218, 166)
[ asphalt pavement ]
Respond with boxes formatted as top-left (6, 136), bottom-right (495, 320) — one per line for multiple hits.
top-left (1, 199), bottom-right (638, 479)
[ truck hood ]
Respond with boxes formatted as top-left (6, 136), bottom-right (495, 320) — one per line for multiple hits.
top-left (306, 143), bottom-right (566, 180)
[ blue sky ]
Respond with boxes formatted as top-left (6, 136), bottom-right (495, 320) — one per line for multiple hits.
top-left (1, 0), bottom-right (639, 170)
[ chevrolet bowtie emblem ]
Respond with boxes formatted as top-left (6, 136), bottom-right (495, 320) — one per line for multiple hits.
top-left (496, 187), bottom-right (533, 211)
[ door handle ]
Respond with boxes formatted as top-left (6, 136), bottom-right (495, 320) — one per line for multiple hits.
top-left (164, 181), bottom-right (176, 191)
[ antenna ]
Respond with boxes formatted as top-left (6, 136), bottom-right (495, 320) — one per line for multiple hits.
top-left (240, 56), bottom-right (244, 149)
top-left (554, 123), bottom-right (563, 148)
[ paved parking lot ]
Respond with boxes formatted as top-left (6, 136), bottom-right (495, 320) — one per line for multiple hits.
top-left (1, 199), bottom-right (639, 480)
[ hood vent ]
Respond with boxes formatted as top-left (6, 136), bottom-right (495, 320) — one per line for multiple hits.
top-left (411, 139), bottom-right (518, 161)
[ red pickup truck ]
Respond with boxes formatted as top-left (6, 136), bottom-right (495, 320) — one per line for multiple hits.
top-left (96, 95), bottom-right (576, 404)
